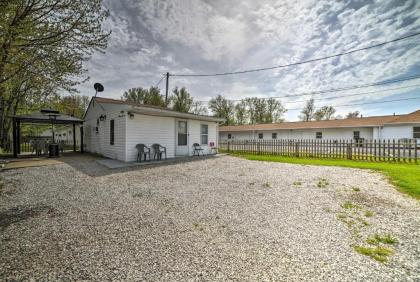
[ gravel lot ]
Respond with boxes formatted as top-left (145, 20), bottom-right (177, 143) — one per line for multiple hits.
top-left (0, 155), bottom-right (419, 281)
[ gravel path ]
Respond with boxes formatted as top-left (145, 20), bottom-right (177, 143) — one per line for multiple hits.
top-left (0, 155), bottom-right (419, 281)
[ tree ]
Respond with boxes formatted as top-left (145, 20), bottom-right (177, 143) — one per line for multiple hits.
top-left (314, 106), bottom-right (336, 121)
top-left (191, 101), bottom-right (208, 115)
top-left (346, 111), bottom-right (360, 118)
top-left (56, 95), bottom-right (90, 118)
top-left (299, 98), bottom-right (315, 121)
top-left (0, 0), bottom-right (110, 147)
top-left (235, 101), bottom-right (248, 125)
top-left (121, 87), bottom-right (165, 107)
top-left (265, 98), bottom-right (286, 123)
top-left (171, 87), bottom-right (193, 113)
top-left (208, 95), bottom-right (235, 125)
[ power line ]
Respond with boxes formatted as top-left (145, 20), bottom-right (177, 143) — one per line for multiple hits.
top-left (171, 32), bottom-right (420, 77)
top-left (287, 96), bottom-right (420, 111)
top-left (274, 84), bottom-right (420, 104)
top-left (197, 74), bottom-right (420, 102)
top-left (154, 74), bottom-right (165, 87)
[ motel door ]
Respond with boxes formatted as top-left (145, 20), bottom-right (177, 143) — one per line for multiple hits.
top-left (176, 120), bottom-right (189, 155)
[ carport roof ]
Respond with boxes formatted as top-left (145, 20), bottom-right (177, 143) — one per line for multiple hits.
top-left (13, 111), bottom-right (83, 124)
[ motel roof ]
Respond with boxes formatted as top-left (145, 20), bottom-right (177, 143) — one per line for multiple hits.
top-left (219, 110), bottom-right (420, 132)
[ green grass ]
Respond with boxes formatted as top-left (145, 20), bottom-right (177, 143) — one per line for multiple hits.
top-left (229, 153), bottom-right (420, 199)
top-left (341, 201), bottom-right (361, 210)
top-left (354, 245), bottom-right (394, 262)
top-left (367, 234), bottom-right (397, 245)
top-left (351, 186), bottom-right (361, 192)
top-left (293, 181), bottom-right (302, 186)
top-left (317, 178), bottom-right (329, 188)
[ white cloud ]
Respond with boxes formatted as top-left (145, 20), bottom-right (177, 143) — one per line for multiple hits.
top-left (76, 0), bottom-right (420, 120)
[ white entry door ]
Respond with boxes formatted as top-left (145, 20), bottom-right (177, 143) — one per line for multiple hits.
top-left (176, 120), bottom-right (189, 155)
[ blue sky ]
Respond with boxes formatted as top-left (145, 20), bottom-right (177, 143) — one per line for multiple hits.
top-left (77, 0), bottom-right (420, 120)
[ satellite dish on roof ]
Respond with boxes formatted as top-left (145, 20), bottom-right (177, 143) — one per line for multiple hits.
top-left (94, 83), bottom-right (104, 97)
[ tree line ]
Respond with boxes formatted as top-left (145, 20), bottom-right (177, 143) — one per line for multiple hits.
top-left (0, 0), bottom-right (110, 148)
top-left (121, 86), bottom-right (361, 125)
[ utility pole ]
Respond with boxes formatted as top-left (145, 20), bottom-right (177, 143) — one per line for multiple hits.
top-left (165, 72), bottom-right (170, 107)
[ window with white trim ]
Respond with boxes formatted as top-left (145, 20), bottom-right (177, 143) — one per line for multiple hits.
top-left (258, 133), bottom-right (263, 139)
top-left (353, 131), bottom-right (360, 139)
top-left (200, 124), bottom-right (208, 145)
top-left (228, 134), bottom-right (232, 139)
top-left (316, 132), bottom-right (322, 139)
top-left (272, 133), bottom-right (277, 139)
top-left (414, 127), bottom-right (420, 139)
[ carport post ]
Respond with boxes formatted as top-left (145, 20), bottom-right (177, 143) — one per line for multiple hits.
top-left (80, 125), bottom-right (84, 153)
top-left (16, 120), bottom-right (21, 155)
top-left (12, 119), bottom-right (17, 158)
top-left (73, 124), bottom-right (76, 152)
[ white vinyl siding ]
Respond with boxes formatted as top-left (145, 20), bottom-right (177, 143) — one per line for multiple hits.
top-left (84, 102), bottom-right (127, 161)
top-left (125, 114), bottom-right (175, 162)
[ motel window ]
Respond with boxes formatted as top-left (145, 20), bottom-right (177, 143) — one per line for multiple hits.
top-left (316, 132), bottom-right (322, 139)
top-left (258, 133), bottom-right (263, 139)
top-left (201, 124), bottom-right (208, 145)
top-left (110, 119), bottom-right (114, 145)
top-left (414, 127), bottom-right (420, 139)
top-left (353, 131), bottom-right (360, 139)
top-left (228, 134), bottom-right (232, 139)
top-left (272, 133), bottom-right (277, 139)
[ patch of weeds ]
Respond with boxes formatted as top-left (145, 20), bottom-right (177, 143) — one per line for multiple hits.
top-left (367, 234), bottom-right (397, 245)
top-left (354, 245), bottom-right (393, 262)
top-left (193, 222), bottom-right (204, 232)
top-left (215, 215), bottom-right (220, 220)
top-left (351, 186), bottom-right (361, 192)
top-left (293, 181), bottom-right (302, 186)
top-left (364, 210), bottom-right (374, 217)
top-left (316, 178), bottom-right (329, 188)
top-left (341, 201), bottom-right (360, 210)
top-left (262, 182), bottom-right (271, 188)
top-left (337, 213), bottom-right (347, 221)
top-left (249, 182), bottom-right (255, 186)
top-left (356, 217), bottom-right (370, 226)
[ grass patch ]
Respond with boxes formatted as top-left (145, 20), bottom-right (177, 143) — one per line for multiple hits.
top-left (293, 181), bottom-right (302, 186)
top-left (229, 153), bottom-right (420, 199)
top-left (364, 210), bottom-right (374, 217)
top-left (341, 201), bottom-right (360, 210)
top-left (351, 186), bottom-right (361, 192)
top-left (354, 245), bottom-right (393, 262)
top-left (317, 178), bottom-right (329, 188)
top-left (263, 182), bottom-right (271, 188)
top-left (367, 234), bottom-right (397, 245)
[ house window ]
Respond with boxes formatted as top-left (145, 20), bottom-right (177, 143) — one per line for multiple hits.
top-left (353, 131), bottom-right (360, 139)
top-left (110, 119), bottom-right (114, 145)
top-left (200, 124), bottom-right (208, 145)
top-left (272, 133), bottom-right (277, 139)
top-left (316, 132), bottom-right (322, 139)
top-left (258, 133), bottom-right (263, 139)
top-left (414, 127), bottom-right (420, 139)
top-left (228, 133), bottom-right (232, 139)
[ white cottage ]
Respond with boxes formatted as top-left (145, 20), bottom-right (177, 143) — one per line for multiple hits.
top-left (83, 97), bottom-right (223, 162)
top-left (219, 110), bottom-right (420, 142)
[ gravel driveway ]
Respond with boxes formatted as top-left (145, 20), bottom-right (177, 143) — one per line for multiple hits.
top-left (0, 155), bottom-right (419, 281)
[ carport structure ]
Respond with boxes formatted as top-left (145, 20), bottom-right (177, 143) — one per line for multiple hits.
top-left (12, 109), bottom-right (84, 157)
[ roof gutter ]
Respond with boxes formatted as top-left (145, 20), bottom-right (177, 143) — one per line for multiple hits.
top-left (128, 106), bottom-right (225, 122)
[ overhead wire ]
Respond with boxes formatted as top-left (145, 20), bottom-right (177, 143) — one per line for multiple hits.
top-left (171, 32), bottom-right (420, 77)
